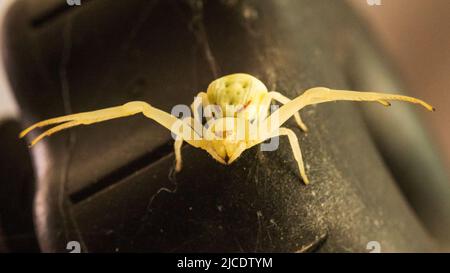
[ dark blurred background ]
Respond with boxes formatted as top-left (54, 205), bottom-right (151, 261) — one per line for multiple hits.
top-left (348, 0), bottom-right (450, 171)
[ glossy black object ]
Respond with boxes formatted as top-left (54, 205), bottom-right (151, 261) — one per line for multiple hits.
top-left (2, 0), bottom-right (449, 252)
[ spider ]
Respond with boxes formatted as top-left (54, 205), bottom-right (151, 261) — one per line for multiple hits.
top-left (19, 73), bottom-right (434, 184)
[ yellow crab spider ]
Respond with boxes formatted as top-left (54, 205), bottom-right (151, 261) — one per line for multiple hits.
top-left (19, 73), bottom-right (434, 184)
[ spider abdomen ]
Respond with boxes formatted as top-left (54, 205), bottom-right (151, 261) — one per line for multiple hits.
top-left (206, 73), bottom-right (269, 119)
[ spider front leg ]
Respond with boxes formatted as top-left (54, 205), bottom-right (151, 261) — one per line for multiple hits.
top-left (267, 87), bottom-right (434, 128)
top-left (259, 87), bottom-right (434, 184)
top-left (19, 103), bottom-right (141, 146)
top-left (19, 101), bottom-right (202, 149)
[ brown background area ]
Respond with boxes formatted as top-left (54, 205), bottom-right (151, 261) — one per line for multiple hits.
top-left (348, 0), bottom-right (450, 170)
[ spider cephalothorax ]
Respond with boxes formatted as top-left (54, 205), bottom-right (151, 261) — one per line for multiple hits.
top-left (19, 73), bottom-right (434, 184)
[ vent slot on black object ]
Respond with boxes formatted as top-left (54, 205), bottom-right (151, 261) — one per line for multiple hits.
top-left (69, 140), bottom-right (174, 204)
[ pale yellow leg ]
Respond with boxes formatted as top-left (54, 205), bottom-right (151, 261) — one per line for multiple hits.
top-left (188, 92), bottom-right (214, 140)
top-left (267, 87), bottom-right (435, 129)
top-left (191, 91), bottom-right (218, 121)
top-left (278, 127), bottom-right (309, 184)
top-left (19, 105), bottom-right (130, 139)
top-left (29, 120), bottom-right (81, 147)
top-left (174, 137), bottom-right (183, 172)
top-left (239, 124), bottom-right (309, 183)
top-left (190, 92), bottom-right (209, 112)
top-left (172, 116), bottom-right (202, 172)
top-left (19, 101), bottom-right (203, 148)
top-left (269, 91), bottom-right (308, 132)
top-left (259, 88), bottom-right (434, 184)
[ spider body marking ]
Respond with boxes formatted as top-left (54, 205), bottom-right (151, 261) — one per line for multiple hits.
top-left (19, 73), bottom-right (434, 184)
